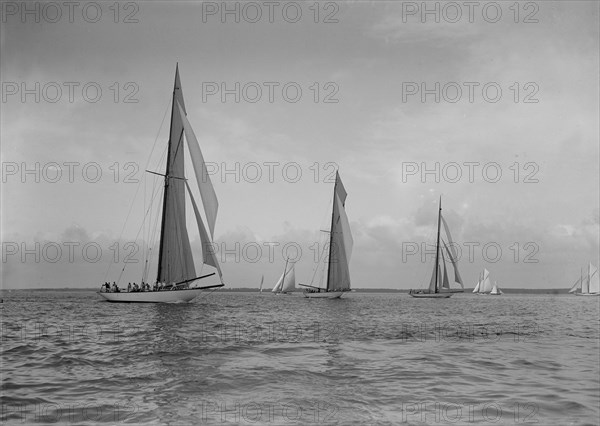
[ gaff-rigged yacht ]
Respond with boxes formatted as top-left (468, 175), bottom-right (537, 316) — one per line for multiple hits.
top-left (409, 197), bottom-right (464, 298)
top-left (98, 65), bottom-right (224, 302)
top-left (300, 172), bottom-right (353, 299)
top-left (569, 263), bottom-right (599, 296)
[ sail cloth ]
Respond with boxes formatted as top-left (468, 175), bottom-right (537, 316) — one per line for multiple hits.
top-left (441, 248), bottom-right (450, 289)
top-left (441, 216), bottom-right (464, 287)
top-left (568, 278), bottom-right (581, 293)
top-left (326, 172), bottom-right (353, 292)
top-left (177, 102), bottom-right (219, 239)
top-left (185, 181), bottom-right (222, 279)
top-left (157, 67), bottom-right (196, 285)
top-left (480, 269), bottom-right (493, 293)
top-left (272, 262), bottom-right (296, 292)
top-left (588, 263), bottom-right (599, 294)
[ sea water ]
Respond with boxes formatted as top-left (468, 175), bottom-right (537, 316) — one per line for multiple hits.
top-left (1, 291), bottom-right (598, 425)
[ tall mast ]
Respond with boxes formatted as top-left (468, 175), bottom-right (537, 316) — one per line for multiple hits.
top-left (156, 63), bottom-right (180, 281)
top-left (326, 175), bottom-right (338, 292)
top-left (434, 196), bottom-right (442, 293)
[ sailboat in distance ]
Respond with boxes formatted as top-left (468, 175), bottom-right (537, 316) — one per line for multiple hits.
top-left (490, 280), bottom-right (503, 295)
top-left (300, 171), bottom-right (353, 299)
top-left (409, 197), bottom-right (464, 298)
top-left (272, 258), bottom-right (296, 295)
top-left (98, 65), bottom-right (224, 303)
top-left (569, 263), bottom-right (599, 296)
top-left (259, 275), bottom-right (264, 293)
top-left (474, 269), bottom-right (493, 294)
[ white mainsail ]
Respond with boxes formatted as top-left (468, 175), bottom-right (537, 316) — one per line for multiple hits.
top-left (473, 273), bottom-right (481, 293)
top-left (156, 67), bottom-right (196, 285)
top-left (303, 172), bottom-right (353, 298)
top-left (272, 260), bottom-right (296, 293)
top-left (327, 172), bottom-right (353, 292)
top-left (479, 269), bottom-right (493, 293)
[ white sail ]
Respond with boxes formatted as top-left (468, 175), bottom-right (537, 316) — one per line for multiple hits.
top-left (259, 275), bottom-right (264, 292)
top-left (473, 279), bottom-right (480, 293)
top-left (480, 269), bottom-right (493, 293)
top-left (490, 281), bottom-right (502, 295)
top-left (157, 68), bottom-right (196, 285)
top-left (282, 264), bottom-right (296, 292)
top-left (441, 217), bottom-right (463, 287)
top-left (272, 261), bottom-right (295, 293)
top-left (178, 102), bottom-right (219, 240)
top-left (587, 263), bottom-right (599, 294)
top-left (326, 172), bottom-right (352, 292)
top-left (581, 270), bottom-right (590, 294)
top-left (441, 248), bottom-right (450, 290)
top-left (184, 181), bottom-right (222, 279)
top-left (568, 276), bottom-right (581, 294)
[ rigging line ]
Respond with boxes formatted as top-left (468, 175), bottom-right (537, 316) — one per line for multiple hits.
top-left (103, 96), bottom-right (171, 282)
top-left (117, 177), bottom-right (167, 284)
top-left (145, 185), bottom-right (164, 282)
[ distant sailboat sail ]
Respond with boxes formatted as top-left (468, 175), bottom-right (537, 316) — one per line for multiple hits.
top-left (490, 280), bottom-right (503, 295)
top-left (259, 275), bottom-right (264, 292)
top-left (301, 171), bottom-right (353, 299)
top-left (409, 197), bottom-right (463, 298)
top-left (272, 259), bottom-right (296, 294)
top-left (571, 263), bottom-right (600, 296)
top-left (479, 269), bottom-right (493, 293)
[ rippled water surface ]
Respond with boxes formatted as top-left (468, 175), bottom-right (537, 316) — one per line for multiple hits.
top-left (1, 291), bottom-right (599, 425)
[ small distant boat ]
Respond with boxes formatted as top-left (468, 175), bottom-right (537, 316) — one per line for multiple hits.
top-left (473, 269), bottom-right (494, 295)
top-left (259, 275), bottom-right (264, 293)
top-left (409, 197), bottom-right (464, 299)
top-left (300, 171), bottom-right (353, 299)
top-left (272, 259), bottom-right (296, 295)
top-left (490, 280), bottom-right (503, 295)
top-left (98, 65), bottom-right (224, 303)
top-left (569, 263), bottom-right (599, 296)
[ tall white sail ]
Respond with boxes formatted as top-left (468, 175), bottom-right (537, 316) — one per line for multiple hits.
top-left (326, 172), bottom-right (353, 292)
top-left (588, 263), bottom-right (599, 294)
top-left (473, 278), bottom-right (480, 293)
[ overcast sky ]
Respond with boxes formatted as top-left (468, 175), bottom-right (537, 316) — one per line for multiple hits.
top-left (1, 1), bottom-right (598, 289)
